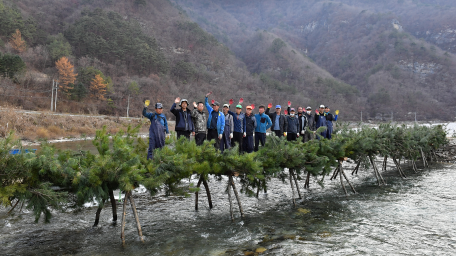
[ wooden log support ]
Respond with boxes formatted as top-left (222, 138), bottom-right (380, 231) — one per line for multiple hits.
top-left (93, 198), bottom-right (106, 227)
top-left (109, 189), bottom-right (117, 222)
top-left (304, 172), bottom-right (311, 189)
top-left (227, 181), bottom-right (234, 221)
top-left (339, 163), bottom-right (348, 195)
top-left (121, 191), bottom-right (129, 245)
top-left (352, 159), bottom-right (361, 175)
top-left (330, 165), bottom-right (340, 180)
top-left (129, 192), bottom-right (144, 243)
top-left (230, 175), bottom-right (244, 218)
top-left (195, 175), bottom-right (203, 211)
top-left (291, 169), bottom-right (302, 199)
top-left (392, 157), bottom-right (407, 178)
top-left (7, 199), bottom-right (20, 215)
top-left (288, 169), bottom-right (296, 207)
top-left (202, 178), bottom-right (213, 209)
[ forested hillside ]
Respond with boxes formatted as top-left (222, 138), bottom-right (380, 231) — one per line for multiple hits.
top-left (0, 0), bottom-right (361, 120)
top-left (174, 0), bottom-right (456, 120)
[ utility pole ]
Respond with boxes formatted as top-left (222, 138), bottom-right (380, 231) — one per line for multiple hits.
top-left (127, 94), bottom-right (130, 118)
top-left (415, 112), bottom-right (417, 123)
top-left (51, 79), bottom-right (54, 111)
top-left (361, 111), bottom-right (363, 122)
top-left (54, 81), bottom-right (58, 112)
top-left (391, 111), bottom-right (393, 121)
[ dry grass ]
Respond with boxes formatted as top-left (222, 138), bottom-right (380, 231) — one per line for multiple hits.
top-left (0, 107), bottom-right (150, 142)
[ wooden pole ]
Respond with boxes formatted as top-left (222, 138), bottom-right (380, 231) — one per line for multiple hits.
top-left (288, 169), bottom-right (296, 207)
top-left (291, 170), bottom-right (302, 199)
top-left (195, 175), bottom-right (203, 211)
top-left (121, 191), bottom-right (129, 245)
top-left (93, 199), bottom-right (105, 227)
top-left (109, 189), bottom-right (117, 222)
top-left (230, 175), bottom-right (244, 218)
top-left (129, 192), bottom-right (144, 242)
top-left (227, 181), bottom-right (234, 221)
top-left (202, 178), bottom-right (213, 209)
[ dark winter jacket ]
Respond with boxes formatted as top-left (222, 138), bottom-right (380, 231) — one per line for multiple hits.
top-left (143, 108), bottom-right (169, 133)
top-left (265, 108), bottom-right (288, 133)
top-left (304, 112), bottom-right (315, 131)
top-left (286, 115), bottom-right (300, 134)
top-left (287, 107), bottom-right (307, 133)
top-left (170, 103), bottom-right (194, 132)
top-left (191, 108), bottom-right (207, 133)
top-left (228, 108), bottom-right (245, 133)
top-left (244, 113), bottom-right (257, 136)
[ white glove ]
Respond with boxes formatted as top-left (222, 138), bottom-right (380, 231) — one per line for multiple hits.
top-left (230, 133), bottom-right (233, 139)
top-left (218, 134), bottom-right (223, 140)
top-left (166, 133), bottom-right (171, 138)
top-left (301, 130), bottom-right (305, 135)
top-left (284, 132), bottom-right (287, 136)
top-left (243, 132), bottom-right (246, 137)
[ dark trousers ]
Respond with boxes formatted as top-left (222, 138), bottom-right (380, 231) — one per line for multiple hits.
top-left (274, 130), bottom-right (283, 137)
top-left (243, 135), bottom-right (254, 153)
top-left (303, 131), bottom-right (312, 142)
top-left (207, 129), bottom-right (220, 149)
top-left (220, 132), bottom-right (231, 153)
top-left (287, 133), bottom-right (297, 141)
top-left (254, 132), bottom-right (266, 152)
top-left (176, 130), bottom-right (190, 140)
top-left (195, 132), bottom-right (206, 146)
top-left (231, 132), bottom-right (243, 153)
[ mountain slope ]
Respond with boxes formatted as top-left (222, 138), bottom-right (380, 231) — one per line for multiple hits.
top-left (174, 0), bottom-right (456, 120)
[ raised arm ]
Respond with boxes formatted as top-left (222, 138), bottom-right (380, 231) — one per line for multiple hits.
top-left (142, 107), bottom-right (154, 119)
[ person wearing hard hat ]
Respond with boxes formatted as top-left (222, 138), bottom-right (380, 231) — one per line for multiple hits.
top-left (221, 104), bottom-right (234, 152)
top-left (315, 104), bottom-right (328, 139)
top-left (191, 101), bottom-right (207, 146)
top-left (143, 101), bottom-right (168, 160)
top-left (205, 92), bottom-right (225, 149)
top-left (243, 105), bottom-right (257, 153)
top-left (171, 97), bottom-right (195, 139)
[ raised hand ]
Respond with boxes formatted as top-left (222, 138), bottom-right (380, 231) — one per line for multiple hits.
top-left (268, 103), bottom-right (272, 108)
top-left (206, 92), bottom-right (212, 97)
top-left (175, 97), bottom-right (180, 104)
top-left (229, 99), bottom-right (234, 105)
top-left (335, 110), bottom-right (340, 115)
top-left (251, 104), bottom-right (255, 110)
top-left (288, 101), bottom-right (291, 107)
top-left (193, 102), bottom-right (197, 108)
top-left (145, 100), bottom-right (150, 107)
top-left (239, 98), bottom-right (244, 104)
top-left (211, 99), bottom-right (215, 105)
top-left (284, 110), bottom-right (288, 115)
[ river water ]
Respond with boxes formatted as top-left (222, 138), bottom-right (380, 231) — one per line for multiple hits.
top-left (1, 154), bottom-right (455, 256)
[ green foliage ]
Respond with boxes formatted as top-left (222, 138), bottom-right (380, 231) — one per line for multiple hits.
top-left (0, 52), bottom-right (26, 79)
top-left (259, 73), bottom-right (296, 93)
top-left (176, 21), bottom-right (218, 46)
top-left (1, 123), bottom-right (448, 223)
top-left (65, 9), bottom-right (168, 75)
top-left (270, 38), bottom-right (286, 53)
top-left (0, 2), bottom-right (41, 45)
top-left (128, 81), bottom-right (140, 95)
top-left (172, 61), bottom-right (196, 81)
top-left (70, 82), bottom-right (88, 101)
top-left (47, 33), bottom-right (72, 61)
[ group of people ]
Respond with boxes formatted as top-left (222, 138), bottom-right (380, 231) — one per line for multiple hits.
top-left (143, 92), bottom-right (338, 159)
